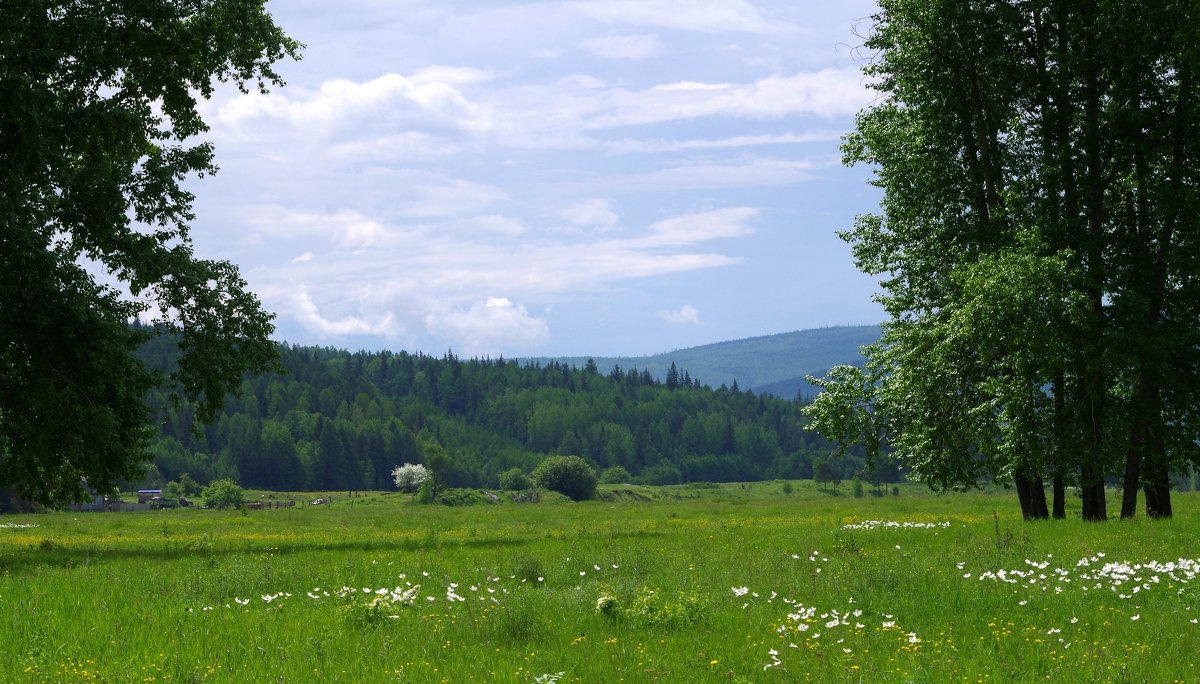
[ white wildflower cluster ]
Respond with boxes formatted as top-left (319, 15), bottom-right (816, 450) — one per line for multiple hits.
top-left (190, 561), bottom-right (624, 615)
top-left (968, 553), bottom-right (1200, 600)
top-left (788, 549), bottom-right (830, 575)
top-left (840, 520), bottom-right (952, 530)
top-left (0, 522), bottom-right (37, 528)
top-left (760, 595), bottom-right (908, 670)
top-left (532, 673), bottom-right (564, 684)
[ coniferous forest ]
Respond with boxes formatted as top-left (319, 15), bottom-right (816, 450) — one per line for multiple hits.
top-left (137, 333), bottom-right (892, 492)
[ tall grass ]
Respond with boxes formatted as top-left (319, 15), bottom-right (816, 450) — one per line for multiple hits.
top-left (1, 485), bottom-right (1197, 682)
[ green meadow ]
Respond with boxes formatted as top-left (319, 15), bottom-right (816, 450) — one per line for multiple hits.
top-left (2, 484), bottom-right (1198, 683)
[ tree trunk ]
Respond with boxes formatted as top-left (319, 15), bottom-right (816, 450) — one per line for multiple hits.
top-left (1015, 474), bottom-right (1049, 520)
top-left (1078, 6), bottom-right (1107, 523)
top-left (1120, 444), bottom-right (1140, 519)
top-left (1052, 474), bottom-right (1065, 519)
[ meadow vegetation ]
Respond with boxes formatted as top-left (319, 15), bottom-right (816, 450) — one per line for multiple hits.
top-left (2, 483), bottom-right (1198, 682)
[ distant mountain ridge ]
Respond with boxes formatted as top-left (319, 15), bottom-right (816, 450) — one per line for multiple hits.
top-left (525, 324), bottom-right (881, 398)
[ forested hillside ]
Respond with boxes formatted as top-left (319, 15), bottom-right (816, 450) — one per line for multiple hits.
top-left (138, 337), bottom-right (893, 492)
top-left (527, 325), bottom-right (880, 396)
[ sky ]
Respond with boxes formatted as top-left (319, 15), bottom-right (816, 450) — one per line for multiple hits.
top-left (188, 0), bottom-right (885, 358)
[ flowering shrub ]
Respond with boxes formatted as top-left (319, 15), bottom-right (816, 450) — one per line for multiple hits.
top-left (595, 593), bottom-right (619, 617)
top-left (392, 463), bottom-right (431, 493)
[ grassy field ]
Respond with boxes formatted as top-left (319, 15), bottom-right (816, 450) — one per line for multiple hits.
top-left (1, 482), bottom-right (1198, 682)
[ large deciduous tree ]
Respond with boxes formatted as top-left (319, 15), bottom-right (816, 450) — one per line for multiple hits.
top-left (808, 0), bottom-right (1200, 520)
top-left (0, 1), bottom-right (300, 506)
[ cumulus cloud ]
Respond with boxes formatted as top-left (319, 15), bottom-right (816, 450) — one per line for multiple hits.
top-left (282, 286), bottom-right (395, 337)
top-left (215, 71), bottom-right (492, 138)
top-left (424, 297), bottom-right (550, 356)
top-left (659, 305), bottom-right (701, 325)
top-left (186, 0), bottom-right (883, 355)
top-left (240, 205), bottom-right (757, 352)
top-left (583, 34), bottom-right (663, 60)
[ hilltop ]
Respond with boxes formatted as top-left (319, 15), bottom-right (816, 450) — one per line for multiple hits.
top-left (523, 324), bottom-right (880, 398)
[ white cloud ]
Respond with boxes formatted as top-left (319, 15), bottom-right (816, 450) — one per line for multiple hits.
top-left (458, 214), bottom-right (528, 237)
top-left (185, 0), bottom-right (886, 355)
top-left (568, 0), bottom-right (783, 34)
top-left (407, 178), bottom-right (509, 217)
top-left (583, 34), bottom-right (663, 60)
top-left (652, 81), bottom-right (732, 91)
top-left (240, 205), bottom-right (758, 352)
top-left (585, 68), bottom-right (869, 129)
top-left (408, 65), bottom-right (495, 85)
top-left (604, 131), bottom-right (843, 154)
top-left (424, 297), bottom-right (550, 356)
top-left (659, 305), bottom-right (701, 325)
top-left (638, 207), bottom-right (758, 247)
top-left (631, 156), bottom-right (832, 190)
top-left (562, 198), bottom-right (619, 228)
top-left (282, 286), bottom-right (396, 337)
top-left (215, 71), bottom-right (491, 137)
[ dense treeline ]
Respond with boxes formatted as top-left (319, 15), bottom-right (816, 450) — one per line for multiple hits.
top-left (137, 337), bottom-right (893, 492)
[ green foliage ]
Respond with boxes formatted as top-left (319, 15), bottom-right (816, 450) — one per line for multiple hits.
top-left (0, 1), bottom-right (299, 506)
top-left (852, 477), bottom-right (864, 498)
top-left (137, 344), bottom-right (855, 494)
top-left (813, 0), bottom-right (1200, 521)
top-left (415, 480), bottom-right (435, 505)
top-left (200, 478), bottom-right (245, 510)
top-left (533, 456), bottom-right (597, 501)
top-left (599, 466), bottom-right (632, 484)
top-left (163, 473), bottom-right (201, 500)
top-left (498, 468), bottom-right (533, 491)
top-left (625, 587), bottom-right (709, 628)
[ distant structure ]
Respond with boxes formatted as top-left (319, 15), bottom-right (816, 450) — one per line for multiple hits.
top-left (137, 489), bottom-right (162, 504)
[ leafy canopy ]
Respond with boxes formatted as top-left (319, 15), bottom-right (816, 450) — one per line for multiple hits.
top-left (0, 1), bottom-right (300, 505)
top-left (533, 455), bottom-right (598, 501)
top-left (808, 0), bottom-right (1200, 521)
